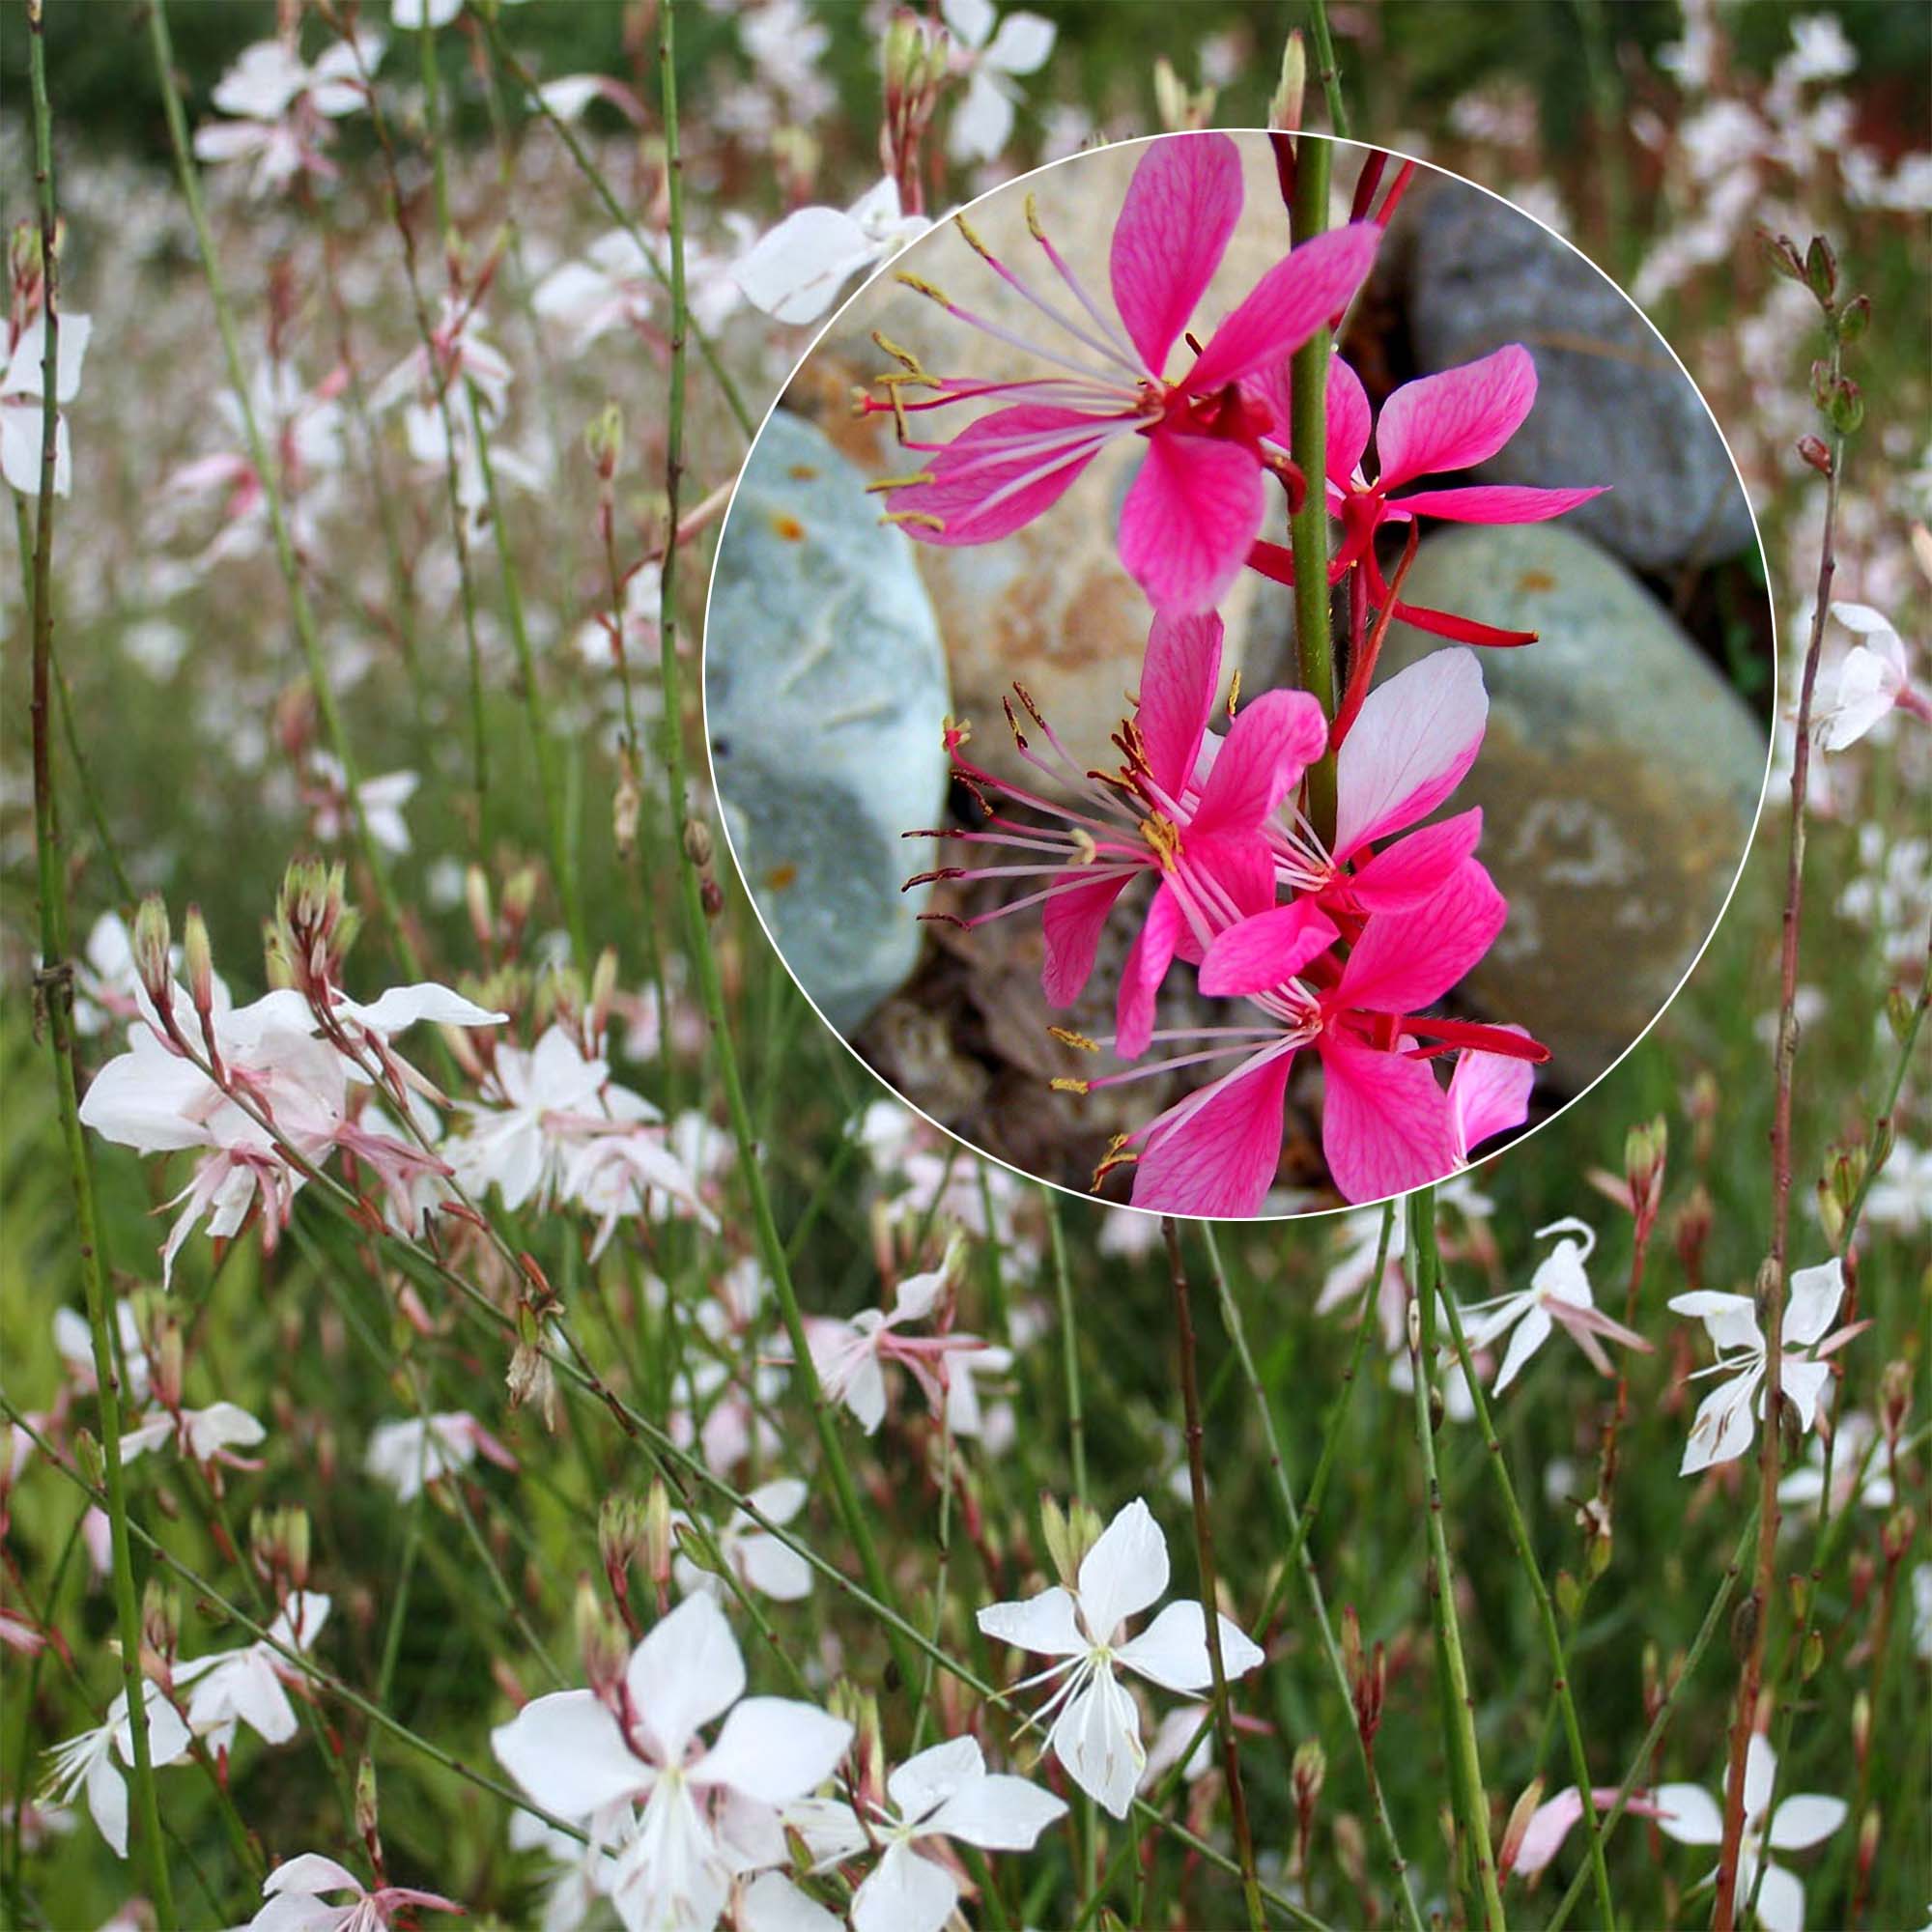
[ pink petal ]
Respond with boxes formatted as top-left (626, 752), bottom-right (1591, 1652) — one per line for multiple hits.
top-left (1334, 859), bottom-right (1507, 1014)
top-left (1390, 598), bottom-right (1538, 648)
top-left (1325, 355), bottom-right (1374, 483)
top-left (892, 405), bottom-right (1111, 546)
top-left (1131, 1049), bottom-right (1296, 1217)
top-left (1192, 688), bottom-right (1329, 838)
top-left (1198, 901), bottom-right (1341, 997)
top-left (1109, 132), bottom-right (1243, 375)
top-left (1317, 1032), bottom-right (1458, 1203)
top-left (1184, 224), bottom-right (1381, 394)
top-left (1447, 1028), bottom-right (1535, 1159)
top-left (1114, 886), bottom-right (1183, 1060)
top-left (1041, 871), bottom-right (1133, 1007)
top-left (1137, 610), bottom-right (1223, 798)
top-left (1346, 808), bottom-right (1484, 912)
top-left (1375, 344), bottom-right (1537, 490)
top-left (1119, 432), bottom-right (1264, 615)
top-left (1389, 483), bottom-right (1606, 524)
top-left (1177, 831), bottom-right (1276, 958)
top-left (1332, 647), bottom-right (1488, 862)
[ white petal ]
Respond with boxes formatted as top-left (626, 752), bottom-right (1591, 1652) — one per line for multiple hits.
top-left (263, 1852), bottom-right (363, 1896)
top-left (886, 1736), bottom-right (982, 1822)
top-left (626, 1592), bottom-right (745, 1763)
top-left (740, 1871), bottom-right (843, 1932)
top-left (853, 1841), bottom-right (958, 1932)
top-left (1741, 1732), bottom-right (1777, 1822)
top-left (1783, 1260), bottom-right (1844, 1347)
top-left (1117, 1601), bottom-right (1264, 1693)
top-left (737, 1533), bottom-right (813, 1603)
top-left (1767, 1792), bottom-right (1847, 1851)
top-left (1652, 1779), bottom-right (1724, 1844)
top-left (1492, 1303), bottom-right (1553, 1394)
top-left (1668, 1291), bottom-right (1765, 1354)
top-left (1077, 1498), bottom-right (1169, 1641)
top-left (938, 0), bottom-right (995, 51)
top-left (732, 209), bottom-right (871, 326)
top-left (1753, 1861), bottom-right (1807, 1932)
top-left (693, 1697), bottom-right (850, 1806)
top-left (985, 11), bottom-right (1055, 73)
top-left (1681, 1371), bottom-right (1761, 1474)
top-left (342, 983), bottom-right (504, 1034)
top-left (491, 1690), bottom-right (646, 1819)
top-left (1049, 1667), bottom-right (1143, 1820)
top-left (949, 71), bottom-right (1014, 164)
top-left (1780, 1356), bottom-right (1833, 1434)
top-left (85, 1753), bottom-right (128, 1859)
top-left (923, 1770), bottom-right (1067, 1850)
top-left (976, 1585), bottom-right (1085, 1659)
top-left (1829, 601), bottom-right (1899, 646)
top-left (845, 1353), bottom-right (889, 1435)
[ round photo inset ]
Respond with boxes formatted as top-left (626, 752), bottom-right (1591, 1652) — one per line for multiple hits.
top-left (702, 131), bottom-right (1774, 1220)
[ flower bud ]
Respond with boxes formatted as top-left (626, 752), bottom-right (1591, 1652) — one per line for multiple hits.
top-left (1292, 1738), bottom-right (1325, 1813)
top-left (1879, 1359), bottom-right (1912, 1442)
top-left (1804, 234), bottom-right (1838, 305)
top-left (466, 865), bottom-right (494, 951)
top-left (1152, 58), bottom-right (1214, 132)
top-left (642, 1482), bottom-right (673, 1596)
top-left (1268, 30), bottom-right (1306, 132)
top-left (1857, 1803), bottom-right (1880, 1881)
top-left (1755, 225), bottom-right (1804, 283)
top-left (9, 220), bottom-right (43, 305)
top-left (584, 402), bottom-right (624, 481)
top-left (1797, 434), bottom-right (1833, 477)
top-left (1555, 1569), bottom-right (1583, 1623)
top-left (831, 1683), bottom-right (882, 1808)
top-left (701, 878), bottom-right (725, 920)
top-left (501, 866), bottom-right (539, 935)
top-left (1885, 984), bottom-right (1918, 1043)
top-left (1836, 293), bottom-right (1871, 342)
top-left (183, 905), bottom-right (215, 1019)
top-left (1498, 1776), bottom-right (1546, 1881)
top-left (614, 747), bottom-right (643, 859)
top-left (132, 895), bottom-right (174, 1010)
top-left (1852, 1689), bottom-right (1871, 1762)
top-left (1827, 378), bottom-right (1863, 438)
top-left (142, 1577), bottom-right (180, 1663)
top-left (576, 1577), bottom-right (630, 1700)
top-left (1801, 1626), bottom-right (1825, 1680)
top-left (75, 1428), bottom-right (104, 1490)
top-left (1881, 1504), bottom-right (1916, 1565)
top-left (682, 816), bottom-right (714, 870)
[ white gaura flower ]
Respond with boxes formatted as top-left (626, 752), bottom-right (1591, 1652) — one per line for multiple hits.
top-left (941, 0), bottom-right (1056, 163)
top-left (1655, 1734), bottom-right (1845, 1932)
top-left (365, 1411), bottom-right (516, 1502)
top-left (244, 1850), bottom-right (461, 1931)
top-left (306, 754), bottom-right (417, 856)
top-left (3, 312), bottom-right (92, 497)
top-left (976, 1497), bottom-right (1264, 1819)
top-left (1669, 1259), bottom-right (1859, 1475)
top-left (788, 1735), bottom-right (1065, 1932)
top-left (563, 1128), bottom-right (719, 1259)
top-left (43, 1683), bottom-right (193, 1857)
top-left (1461, 1218), bottom-right (1651, 1395)
top-left (54, 1300), bottom-right (152, 1403)
top-left (174, 1592), bottom-right (329, 1756)
top-left (731, 180), bottom-right (928, 326)
top-left (192, 32), bottom-right (384, 196)
top-left (1815, 602), bottom-right (1918, 750)
top-left (672, 1478), bottom-right (812, 1604)
top-left (492, 1592), bottom-right (852, 1932)
top-left (121, 1400), bottom-right (267, 1469)
top-left (533, 232), bottom-right (661, 352)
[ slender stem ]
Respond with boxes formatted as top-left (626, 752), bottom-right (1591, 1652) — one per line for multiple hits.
top-left (1288, 137), bottom-right (1338, 845)
top-left (21, 13), bottom-right (175, 1923)
top-left (1305, 0), bottom-right (1350, 135)
top-left (1045, 1189), bottom-right (1088, 1504)
top-left (1435, 1287), bottom-right (1615, 1925)
top-left (1407, 1191), bottom-right (1504, 1929)
top-left (1164, 1221), bottom-right (1264, 1932)
top-left (1713, 321), bottom-right (1848, 1932)
top-left (1201, 1222), bottom-right (1426, 1932)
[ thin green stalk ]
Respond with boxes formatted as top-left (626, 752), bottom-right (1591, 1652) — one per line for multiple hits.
top-left (1164, 1221), bottom-right (1264, 1932)
top-left (145, 0), bottom-right (423, 980)
top-left (1201, 1220), bottom-right (1425, 1932)
top-left (1288, 136), bottom-right (1338, 844)
top-left (1435, 1278), bottom-right (1615, 1925)
top-left (1305, 0), bottom-right (1350, 135)
top-left (1407, 1189), bottom-right (1503, 1929)
top-left (1044, 1189), bottom-right (1088, 1503)
top-left (20, 12), bottom-right (174, 1921)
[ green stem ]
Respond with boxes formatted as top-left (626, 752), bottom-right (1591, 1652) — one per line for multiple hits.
top-left (1305, 0), bottom-right (1350, 135)
top-left (1045, 1189), bottom-right (1088, 1503)
top-left (21, 12), bottom-right (174, 1922)
top-left (1436, 1281), bottom-right (1615, 1925)
top-left (1407, 1190), bottom-right (1504, 1929)
top-left (1289, 138), bottom-right (1338, 845)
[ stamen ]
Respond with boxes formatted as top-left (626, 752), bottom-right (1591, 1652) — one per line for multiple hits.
top-left (866, 470), bottom-right (935, 493)
top-left (1049, 1028), bottom-right (1100, 1053)
top-left (881, 509), bottom-right (945, 531)
top-left (1227, 669), bottom-right (1242, 719)
top-left (1050, 1077), bottom-right (1090, 1094)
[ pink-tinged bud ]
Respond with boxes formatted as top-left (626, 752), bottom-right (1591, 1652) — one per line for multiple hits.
top-left (1153, 58), bottom-right (1215, 132)
top-left (1852, 1690), bottom-right (1872, 1762)
top-left (355, 1755), bottom-right (381, 1846)
top-left (576, 1578), bottom-right (629, 1701)
top-left (1804, 234), bottom-right (1838, 305)
top-left (501, 866), bottom-right (538, 936)
top-left (832, 1682), bottom-right (882, 1809)
top-left (1881, 1505), bottom-right (1917, 1566)
top-left (1340, 1604), bottom-right (1364, 1688)
top-left (584, 402), bottom-right (624, 481)
top-left (1333, 1812), bottom-right (1366, 1889)
top-left (1798, 434), bottom-right (1833, 477)
top-left (1497, 1777), bottom-right (1546, 1880)
top-left (150, 1311), bottom-right (185, 1413)
top-left (1826, 378), bottom-right (1863, 437)
top-left (1756, 225), bottom-right (1805, 285)
top-left (614, 749), bottom-right (642, 860)
top-left (465, 866), bottom-right (493, 952)
top-left (132, 895), bottom-right (173, 1010)
top-left (1857, 1804), bottom-right (1880, 1880)
top-left (1642, 1642), bottom-right (1662, 1721)
top-left (9, 220), bottom-right (43, 308)
top-left (700, 878), bottom-right (725, 921)
top-left (1880, 1360), bottom-right (1912, 1442)
top-left (1624, 1116), bottom-right (1667, 1227)
top-left (1849, 1549), bottom-right (1875, 1609)
top-left (880, 11), bottom-right (944, 213)
top-left (142, 1577), bottom-right (180, 1664)
top-left (183, 905), bottom-right (215, 1019)
top-left (1268, 30), bottom-right (1306, 132)
top-left (641, 1483), bottom-right (672, 1595)
top-left (1292, 1738), bottom-right (1326, 1813)
top-left (1836, 293), bottom-right (1871, 342)
top-left (599, 1492), bottom-right (645, 1610)
top-left (589, 948), bottom-right (618, 1047)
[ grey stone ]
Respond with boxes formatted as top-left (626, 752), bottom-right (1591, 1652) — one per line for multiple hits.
top-left (705, 410), bottom-right (951, 1036)
top-left (1402, 179), bottom-right (1757, 571)
top-left (1378, 523), bottom-right (1768, 1092)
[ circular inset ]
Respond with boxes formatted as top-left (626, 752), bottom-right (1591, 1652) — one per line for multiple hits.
top-left (703, 131), bottom-right (1774, 1219)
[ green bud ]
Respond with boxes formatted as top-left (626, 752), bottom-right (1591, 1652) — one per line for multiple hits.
top-left (1827, 378), bottom-right (1864, 437)
top-left (1804, 233), bottom-right (1838, 305)
top-left (1836, 293), bottom-right (1871, 342)
top-left (355, 1755), bottom-right (380, 1842)
top-left (1801, 1627), bottom-right (1825, 1680)
top-left (75, 1428), bottom-right (104, 1489)
top-left (1268, 30), bottom-right (1306, 133)
top-left (584, 402), bottom-right (624, 479)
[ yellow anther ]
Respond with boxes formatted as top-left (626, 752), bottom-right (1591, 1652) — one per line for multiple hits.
top-left (865, 471), bottom-right (936, 494)
top-left (1050, 1077), bottom-right (1091, 1094)
top-left (895, 271), bottom-right (952, 308)
top-left (871, 330), bottom-right (925, 374)
top-left (1140, 814), bottom-right (1182, 870)
top-left (1227, 669), bottom-right (1242, 719)
top-left (1048, 1027), bottom-right (1101, 1054)
top-left (952, 213), bottom-right (993, 262)
top-left (1024, 193), bottom-right (1044, 242)
top-left (881, 509), bottom-right (945, 531)
top-left (1070, 827), bottom-right (1097, 866)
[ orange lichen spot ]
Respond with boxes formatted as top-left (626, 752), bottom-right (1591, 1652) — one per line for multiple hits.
top-left (771, 513), bottom-right (807, 542)
top-left (764, 863), bottom-right (799, 891)
top-left (786, 464), bottom-right (819, 481)
top-left (1518, 569), bottom-right (1556, 592)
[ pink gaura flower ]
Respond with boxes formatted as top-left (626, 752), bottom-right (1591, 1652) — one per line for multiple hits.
top-left (1250, 346), bottom-right (1605, 645)
top-left (867, 131), bottom-right (1380, 613)
top-left (916, 610), bottom-right (1326, 1058)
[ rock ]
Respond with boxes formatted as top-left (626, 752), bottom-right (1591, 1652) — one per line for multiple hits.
top-left (705, 410), bottom-right (951, 1036)
top-left (1401, 178), bottom-right (1758, 571)
top-left (781, 135), bottom-right (1309, 792)
top-left (1378, 524), bottom-right (1768, 1092)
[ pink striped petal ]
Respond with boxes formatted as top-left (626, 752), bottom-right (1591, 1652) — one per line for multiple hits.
top-left (1375, 344), bottom-right (1537, 490)
top-left (1177, 832), bottom-right (1276, 960)
top-left (1389, 482), bottom-right (1606, 524)
top-left (1138, 611), bottom-right (1223, 797)
top-left (1335, 859), bottom-right (1506, 1015)
top-left (1326, 355), bottom-right (1374, 483)
top-left (1332, 647), bottom-right (1487, 862)
top-left (1131, 1049), bottom-right (1296, 1217)
top-left (1114, 886), bottom-right (1184, 1060)
top-left (1447, 1027), bottom-right (1534, 1158)
top-left (892, 406), bottom-right (1111, 546)
top-left (1184, 225), bottom-right (1381, 395)
top-left (1346, 808), bottom-right (1484, 912)
top-left (1192, 688), bottom-right (1329, 838)
top-left (1041, 870), bottom-right (1132, 1006)
top-left (1199, 901), bottom-right (1341, 998)
top-left (1317, 1033), bottom-right (1458, 1204)
top-left (1109, 133), bottom-right (1243, 375)
top-left (1119, 432), bottom-right (1264, 615)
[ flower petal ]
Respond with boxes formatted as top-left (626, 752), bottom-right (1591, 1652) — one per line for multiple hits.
top-left (1191, 689), bottom-right (1329, 839)
top-left (853, 1840), bottom-right (958, 1932)
top-left (1049, 1666), bottom-right (1144, 1819)
top-left (1114, 886), bottom-right (1183, 1061)
top-left (490, 1690), bottom-right (646, 1820)
top-left (626, 1592), bottom-right (746, 1764)
top-left (1197, 903), bottom-right (1341, 999)
top-left (1137, 610), bottom-right (1223, 799)
top-left (694, 1696), bottom-right (852, 1805)
top-left (1389, 482), bottom-right (1605, 524)
top-left (1317, 1033), bottom-right (1459, 1205)
top-left (1491, 1303), bottom-right (1552, 1394)
top-left (1375, 344), bottom-right (1537, 490)
top-left (894, 403), bottom-right (1112, 548)
top-left (887, 1736), bottom-right (983, 1822)
top-left (1116, 1600), bottom-right (1264, 1692)
top-left (1118, 432), bottom-right (1264, 616)
top-left (1447, 1032), bottom-right (1535, 1159)
top-left (1184, 225), bottom-right (1381, 394)
top-left (1652, 1780), bottom-right (1724, 1846)
top-left (1335, 860), bottom-right (1507, 1015)
top-left (1343, 808), bottom-right (1485, 913)
top-left (977, 1584), bottom-right (1086, 1659)
top-left (1767, 1793), bottom-right (1847, 1852)
top-left (1131, 1048), bottom-right (1296, 1218)
top-left (1332, 647), bottom-right (1488, 862)
top-left (923, 1770), bottom-right (1068, 1850)
top-left (1109, 133), bottom-right (1242, 375)
top-left (1783, 1259), bottom-right (1844, 1348)
top-left (1041, 870), bottom-right (1133, 1008)
top-left (1078, 1496), bottom-right (1170, 1640)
